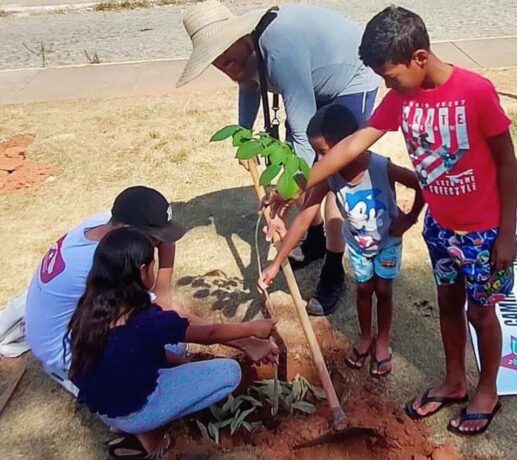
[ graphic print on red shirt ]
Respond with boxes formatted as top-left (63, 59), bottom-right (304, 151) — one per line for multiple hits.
top-left (402, 99), bottom-right (471, 194)
top-left (369, 67), bottom-right (511, 232)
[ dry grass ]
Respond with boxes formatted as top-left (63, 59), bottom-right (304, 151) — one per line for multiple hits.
top-left (94, 0), bottom-right (195, 12)
top-left (0, 70), bottom-right (516, 459)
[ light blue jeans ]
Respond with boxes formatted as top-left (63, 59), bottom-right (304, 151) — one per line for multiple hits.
top-left (99, 358), bottom-right (241, 434)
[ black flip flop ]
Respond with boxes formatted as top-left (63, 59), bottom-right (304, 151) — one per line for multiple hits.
top-left (107, 435), bottom-right (147, 459)
top-left (405, 387), bottom-right (469, 420)
top-left (370, 351), bottom-right (392, 378)
top-left (447, 401), bottom-right (502, 436)
top-left (345, 347), bottom-right (370, 370)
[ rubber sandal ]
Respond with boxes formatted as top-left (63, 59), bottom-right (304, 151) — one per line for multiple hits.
top-left (370, 350), bottom-right (392, 378)
top-left (107, 435), bottom-right (147, 459)
top-left (405, 387), bottom-right (469, 420)
top-left (447, 401), bottom-right (501, 436)
top-left (345, 347), bottom-right (370, 370)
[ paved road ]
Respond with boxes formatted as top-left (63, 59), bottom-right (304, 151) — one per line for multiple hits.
top-left (0, 0), bottom-right (93, 7)
top-left (0, 0), bottom-right (516, 70)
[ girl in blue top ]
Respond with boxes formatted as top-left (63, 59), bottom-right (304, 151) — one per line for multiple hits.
top-left (66, 227), bottom-right (276, 458)
top-left (259, 105), bottom-right (424, 377)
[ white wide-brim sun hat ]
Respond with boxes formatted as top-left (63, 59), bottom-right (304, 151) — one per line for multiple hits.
top-left (176, 0), bottom-right (270, 88)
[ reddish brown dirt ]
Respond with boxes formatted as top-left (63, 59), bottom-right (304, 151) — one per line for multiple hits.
top-left (0, 134), bottom-right (57, 192)
top-left (162, 313), bottom-right (461, 460)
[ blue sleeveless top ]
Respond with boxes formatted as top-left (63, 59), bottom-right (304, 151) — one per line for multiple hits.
top-left (327, 152), bottom-right (401, 257)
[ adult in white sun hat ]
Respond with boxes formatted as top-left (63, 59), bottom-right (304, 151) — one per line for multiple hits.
top-left (179, 1), bottom-right (379, 317)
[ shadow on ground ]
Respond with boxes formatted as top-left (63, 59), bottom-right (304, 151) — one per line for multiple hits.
top-left (169, 185), bottom-right (517, 458)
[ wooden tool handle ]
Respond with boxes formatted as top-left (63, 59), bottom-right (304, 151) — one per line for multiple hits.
top-left (248, 161), bottom-right (344, 416)
top-left (0, 358), bottom-right (27, 417)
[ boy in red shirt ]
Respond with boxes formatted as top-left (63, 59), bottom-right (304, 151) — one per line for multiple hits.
top-left (273, 6), bottom-right (516, 435)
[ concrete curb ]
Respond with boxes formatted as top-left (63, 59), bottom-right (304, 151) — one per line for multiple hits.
top-left (1, 36), bottom-right (516, 105)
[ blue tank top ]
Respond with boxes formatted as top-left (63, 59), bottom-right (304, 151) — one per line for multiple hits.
top-left (327, 152), bottom-right (401, 257)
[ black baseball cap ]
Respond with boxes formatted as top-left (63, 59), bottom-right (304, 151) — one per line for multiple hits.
top-left (111, 186), bottom-right (186, 243)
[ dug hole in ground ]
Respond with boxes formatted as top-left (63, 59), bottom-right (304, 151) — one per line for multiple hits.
top-left (171, 289), bottom-right (460, 460)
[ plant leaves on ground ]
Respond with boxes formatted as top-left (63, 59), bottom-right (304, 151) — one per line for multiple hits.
top-left (195, 375), bottom-right (326, 443)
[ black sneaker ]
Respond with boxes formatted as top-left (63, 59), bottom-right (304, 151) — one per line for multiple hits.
top-left (288, 224), bottom-right (326, 270)
top-left (306, 277), bottom-right (345, 316)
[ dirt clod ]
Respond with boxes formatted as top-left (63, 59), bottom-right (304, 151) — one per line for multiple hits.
top-left (0, 134), bottom-right (57, 193)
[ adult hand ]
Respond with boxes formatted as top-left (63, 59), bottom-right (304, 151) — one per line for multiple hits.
top-left (257, 264), bottom-right (280, 294)
top-left (263, 215), bottom-right (287, 242)
top-left (261, 189), bottom-right (293, 219)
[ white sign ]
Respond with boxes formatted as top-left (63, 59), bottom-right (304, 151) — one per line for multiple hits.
top-left (468, 254), bottom-right (517, 396)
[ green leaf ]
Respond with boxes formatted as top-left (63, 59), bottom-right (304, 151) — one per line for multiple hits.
top-left (232, 128), bottom-right (252, 146)
top-left (237, 395), bottom-right (263, 407)
top-left (242, 421), bottom-right (253, 432)
top-left (290, 379), bottom-right (302, 402)
top-left (196, 420), bottom-right (210, 441)
top-left (296, 376), bottom-right (309, 401)
top-left (209, 404), bottom-right (226, 421)
top-left (210, 125), bottom-right (241, 142)
top-left (236, 140), bottom-right (263, 160)
top-left (220, 418), bottom-right (233, 429)
top-left (259, 164), bottom-right (282, 187)
top-left (261, 141), bottom-right (282, 158)
top-left (242, 420), bottom-right (263, 432)
top-left (285, 154), bottom-right (300, 175)
top-left (229, 409), bottom-right (242, 435)
top-left (231, 394), bottom-right (255, 413)
top-left (301, 377), bottom-right (326, 400)
top-left (251, 421), bottom-right (263, 430)
top-left (222, 394), bottom-right (234, 413)
top-left (291, 401), bottom-right (316, 414)
top-left (258, 133), bottom-right (276, 148)
top-left (208, 422), bottom-right (220, 444)
top-left (277, 172), bottom-right (300, 199)
top-left (230, 407), bottom-right (257, 435)
top-left (270, 145), bottom-right (288, 165)
top-left (308, 383), bottom-right (327, 400)
top-left (299, 157), bottom-right (311, 179)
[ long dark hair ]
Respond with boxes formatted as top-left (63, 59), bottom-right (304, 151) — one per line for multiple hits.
top-left (65, 227), bottom-right (155, 377)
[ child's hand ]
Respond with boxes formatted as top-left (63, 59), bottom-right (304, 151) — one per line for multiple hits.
top-left (264, 215), bottom-right (287, 242)
top-left (389, 210), bottom-right (417, 237)
top-left (257, 264), bottom-right (280, 293)
top-left (492, 231), bottom-right (516, 271)
top-left (249, 319), bottom-right (277, 339)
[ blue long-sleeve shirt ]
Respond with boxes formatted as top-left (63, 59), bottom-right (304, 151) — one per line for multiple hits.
top-left (239, 4), bottom-right (379, 164)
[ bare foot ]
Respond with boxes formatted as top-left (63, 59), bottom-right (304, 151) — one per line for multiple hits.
top-left (449, 390), bottom-right (499, 434)
top-left (411, 380), bottom-right (468, 417)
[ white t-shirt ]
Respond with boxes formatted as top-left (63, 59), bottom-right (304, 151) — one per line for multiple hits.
top-left (26, 213), bottom-right (110, 372)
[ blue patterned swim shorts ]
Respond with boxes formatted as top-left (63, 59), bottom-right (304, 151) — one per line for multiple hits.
top-left (423, 211), bottom-right (514, 307)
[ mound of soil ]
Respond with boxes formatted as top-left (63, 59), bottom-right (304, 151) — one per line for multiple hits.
top-left (162, 299), bottom-right (460, 460)
top-left (0, 134), bottom-right (57, 192)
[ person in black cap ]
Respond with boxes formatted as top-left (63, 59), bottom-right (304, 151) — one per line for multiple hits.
top-left (110, 186), bottom-right (186, 311)
top-left (25, 186), bottom-right (277, 398)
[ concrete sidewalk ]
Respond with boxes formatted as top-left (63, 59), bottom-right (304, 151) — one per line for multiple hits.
top-left (1, 36), bottom-right (516, 105)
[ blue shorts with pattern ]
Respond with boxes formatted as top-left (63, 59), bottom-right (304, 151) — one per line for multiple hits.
top-left (423, 212), bottom-right (514, 307)
top-left (347, 243), bottom-right (402, 283)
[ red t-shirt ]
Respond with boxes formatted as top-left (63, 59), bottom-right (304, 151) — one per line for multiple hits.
top-left (369, 67), bottom-right (511, 232)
